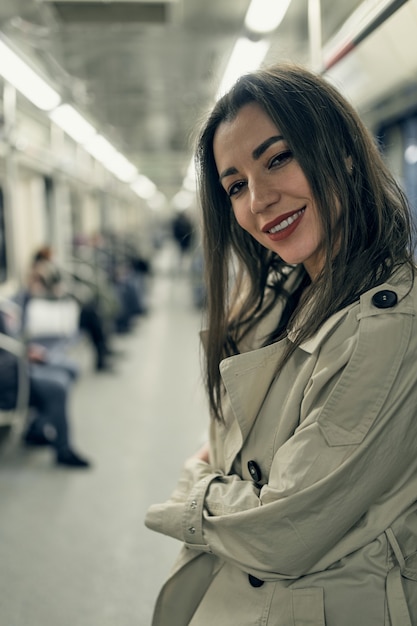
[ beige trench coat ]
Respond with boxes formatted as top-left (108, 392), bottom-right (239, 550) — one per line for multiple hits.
top-left (145, 267), bottom-right (417, 626)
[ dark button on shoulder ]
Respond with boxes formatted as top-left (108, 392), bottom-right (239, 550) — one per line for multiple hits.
top-left (371, 290), bottom-right (398, 309)
top-left (248, 574), bottom-right (264, 588)
top-left (247, 460), bottom-right (262, 483)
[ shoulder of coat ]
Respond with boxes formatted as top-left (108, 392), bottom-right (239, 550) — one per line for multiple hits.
top-left (357, 268), bottom-right (416, 320)
top-left (297, 268), bottom-right (416, 354)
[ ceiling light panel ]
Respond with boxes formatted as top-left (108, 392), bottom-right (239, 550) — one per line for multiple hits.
top-left (42, 0), bottom-right (177, 23)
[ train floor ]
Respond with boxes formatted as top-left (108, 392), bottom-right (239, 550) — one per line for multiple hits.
top-left (0, 242), bottom-right (208, 626)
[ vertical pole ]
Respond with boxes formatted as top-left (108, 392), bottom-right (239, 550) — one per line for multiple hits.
top-left (3, 82), bottom-right (19, 282)
top-left (50, 122), bottom-right (70, 268)
top-left (308, 0), bottom-right (322, 72)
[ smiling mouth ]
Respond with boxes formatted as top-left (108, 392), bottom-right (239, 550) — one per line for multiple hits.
top-left (267, 208), bottom-right (306, 234)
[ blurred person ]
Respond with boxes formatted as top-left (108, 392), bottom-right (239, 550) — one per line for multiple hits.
top-left (82, 233), bottom-right (146, 333)
top-left (26, 245), bottom-right (115, 372)
top-left (171, 210), bottom-right (195, 271)
top-left (145, 63), bottom-right (417, 625)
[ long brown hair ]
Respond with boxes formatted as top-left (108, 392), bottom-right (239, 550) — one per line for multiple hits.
top-left (195, 62), bottom-right (415, 421)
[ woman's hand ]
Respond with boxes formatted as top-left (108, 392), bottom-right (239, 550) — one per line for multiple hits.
top-left (193, 442), bottom-right (210, 463)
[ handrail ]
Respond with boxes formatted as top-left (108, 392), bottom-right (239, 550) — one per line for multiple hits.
top-left (322, 0), bottom-right (410, 71)
top-left (0, 300), bottom-right (29, 433)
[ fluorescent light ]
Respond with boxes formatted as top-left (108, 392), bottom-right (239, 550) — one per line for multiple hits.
top-left (147, 191), bottom-right (167, 210)
top-left (85, 134), bottom-right (117, 162)
top-left (216, 37), bottom-right (270, 98)
top-left (0, 39), bottom-right (61, 111)
top-left (131, 175), bottom-right (157, 199)
top-left (85, 134), bottom-right (137, 182)
top-left (245, 0), bottom-right (292, 34)
top-left (172, 189), bottom-right (194, 210)
top-left (106, 152), bottom-right (137, 182)
top-left (49, 104), bottom-right (97, 144)
top-left (405, 145), bottom-right (417, 165)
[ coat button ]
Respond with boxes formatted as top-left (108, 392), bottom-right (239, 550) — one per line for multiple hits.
top-left (371, 290), bottom-right (398, 308)
top-left (247, 460), bottom-right (262, 483)
top-left (248, 574), bottom-right (264, 588)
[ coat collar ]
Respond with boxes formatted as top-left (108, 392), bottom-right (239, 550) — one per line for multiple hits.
top-left (291, 305), bottom-right (356, 354)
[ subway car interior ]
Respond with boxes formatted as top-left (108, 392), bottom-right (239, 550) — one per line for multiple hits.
top-left (0, 0), bottom-right (417, 624)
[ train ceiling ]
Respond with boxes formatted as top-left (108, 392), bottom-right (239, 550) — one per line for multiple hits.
top-left (0, 0), bottom-right (416, 204)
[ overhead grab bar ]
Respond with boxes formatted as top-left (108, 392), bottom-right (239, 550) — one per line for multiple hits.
top-left (322, 0), bottom-right (410, 71)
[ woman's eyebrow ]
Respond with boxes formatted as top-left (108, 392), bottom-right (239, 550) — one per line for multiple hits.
top-left (218, 134), bottom-right (284, 182)
top-left (219, 166), bottom-right (237, 182)
top-left (252, 135), bottom-right (284, 160)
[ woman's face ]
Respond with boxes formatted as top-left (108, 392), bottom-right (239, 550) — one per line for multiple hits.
top-left (213, 102), bottom-right (326, 280)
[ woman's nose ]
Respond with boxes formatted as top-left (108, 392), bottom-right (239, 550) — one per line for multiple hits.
top-left (249, 178), bottom-right (279, 214)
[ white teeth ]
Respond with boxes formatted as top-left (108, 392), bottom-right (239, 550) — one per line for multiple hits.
top-left (268, 208), bottom-right (305, 234)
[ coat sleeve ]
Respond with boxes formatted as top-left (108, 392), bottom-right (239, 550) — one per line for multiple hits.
top-left (145, 303), bottom-right (417, 579)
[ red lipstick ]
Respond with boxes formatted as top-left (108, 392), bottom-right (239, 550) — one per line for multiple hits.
top-left (263, 207), bottom-right (306, 242)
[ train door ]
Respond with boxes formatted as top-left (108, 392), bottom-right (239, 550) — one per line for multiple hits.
top-left (69, 185), bottom-right (101, 245)
top-left (82, 189), bottom-right (101, 238)
top-left (0, 186), bottom-right (8, 284)
top-left (13, 168), bottom-right (49, 282)
top-left (46, 175), bottom-right (74, 267)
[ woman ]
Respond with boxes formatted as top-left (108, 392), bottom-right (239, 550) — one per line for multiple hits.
top-left (145, 63), bottom-right (417, 625)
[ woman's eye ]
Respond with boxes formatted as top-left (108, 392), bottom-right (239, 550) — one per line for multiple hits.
top-left (227, 180), bottom-right (246, 197)
top-left (270, 150), bottom-right (293, 168)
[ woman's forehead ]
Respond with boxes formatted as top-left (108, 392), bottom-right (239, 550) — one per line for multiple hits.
top-left (213, 103), bottom-right (282, 157)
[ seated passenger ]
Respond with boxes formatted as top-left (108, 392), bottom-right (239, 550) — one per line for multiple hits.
top-left (0, 313), bottom-right (91, 469)
top-left (26, 245), bottom-right (116, 372)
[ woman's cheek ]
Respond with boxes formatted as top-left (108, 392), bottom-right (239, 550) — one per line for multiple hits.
top-left (233, 205), bottom-right (251, 233)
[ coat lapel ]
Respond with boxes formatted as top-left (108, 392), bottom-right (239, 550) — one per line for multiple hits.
top-left (220, 339), bottom-right (288, 474)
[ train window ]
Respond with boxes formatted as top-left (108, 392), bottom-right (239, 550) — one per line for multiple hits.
top-left (378, 113), bottom-right (417, 230)
top-left (379, 124), bottom-right (405, 187)
top-left (0, 187), bottom-right (7, 283)
top-left (403, 116), bottom-right (417, 224)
